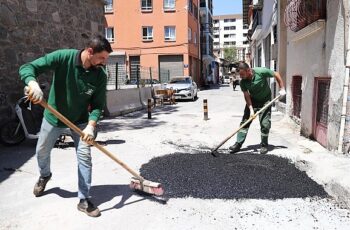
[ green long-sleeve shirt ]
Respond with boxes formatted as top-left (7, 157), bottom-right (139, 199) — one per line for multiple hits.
top-left (19, 49), bottom-right (107, 127)
top-left (240, 67), bottom-right (274, 104)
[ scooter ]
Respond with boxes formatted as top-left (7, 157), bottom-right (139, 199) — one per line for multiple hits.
top-left (0, 96), bottom-right (70, 146)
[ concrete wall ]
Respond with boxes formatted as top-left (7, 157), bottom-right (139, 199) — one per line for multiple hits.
top-left (325, 0), bottom-right (346, 150)
top-left (105, 87), bottom-right (154, 116)
top-left (0, 0), bottom-right (106, 121)
top-left (286, 26), bottom-right (326, 137)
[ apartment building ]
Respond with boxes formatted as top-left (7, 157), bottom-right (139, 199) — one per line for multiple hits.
top-left (104, 0), bottom-right (201, 86)
top-left (213, 14), bottom-right (249, 61)
top-left (243, 0), bottom-right (350, 153)
top-left (199, 0), bottom-right (217, 84)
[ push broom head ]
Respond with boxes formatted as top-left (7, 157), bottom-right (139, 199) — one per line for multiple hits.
top-left (129, 177), bottom-right (164, 196)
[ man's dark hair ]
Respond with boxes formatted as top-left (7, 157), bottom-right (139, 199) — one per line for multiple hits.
top-left (237, 62), bottom-right (250, 70)
top-left (87, 35), bottom-right (113, 53)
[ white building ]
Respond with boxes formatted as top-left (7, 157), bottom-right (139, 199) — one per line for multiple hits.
top-left (200, 0), bottom-right (218, 84)
top-left (213, 14), bottom-right (249, 61)
top-left (244, 0), bottom-right (350, 153)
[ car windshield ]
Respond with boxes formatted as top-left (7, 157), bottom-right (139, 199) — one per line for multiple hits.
top-left (170, 78), bottom-right (191, 84)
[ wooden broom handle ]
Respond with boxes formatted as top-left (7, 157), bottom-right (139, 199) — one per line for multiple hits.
top-left (212, 95), bottom-right (282, 152)
top-left (39, 100), bottom-right (144, 181)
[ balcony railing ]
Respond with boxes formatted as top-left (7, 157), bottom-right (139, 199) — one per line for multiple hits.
top-left (284, 0), bottom-right (326, 32)
top-left (252, 10), bottom-right (262, 34)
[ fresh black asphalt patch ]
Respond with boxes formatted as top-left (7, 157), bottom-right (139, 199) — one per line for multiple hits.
top-left (140, 152), bottom-right (328, 200)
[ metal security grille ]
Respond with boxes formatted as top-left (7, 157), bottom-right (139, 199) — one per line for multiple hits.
top-left (284, 0), bottom-right (326, 32)
top-left (316, 79), bottom-right (330, 126)
top-left (130, 56), bottom-right (140, 83)
top-left (292, 76), bottom-right (302, 118)
top-left (159, 55), bottom-right (184, 83)
top-left (106, 55), bottom-right (127, 90)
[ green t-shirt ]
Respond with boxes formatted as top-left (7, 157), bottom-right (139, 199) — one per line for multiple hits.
top-left (240, 67), bottom-right (275, 103)
top-left (19, 49), bottom-right (107, 127)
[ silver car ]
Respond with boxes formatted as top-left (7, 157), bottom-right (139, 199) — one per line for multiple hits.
top-left (165, 76), bottom-right (198, 101)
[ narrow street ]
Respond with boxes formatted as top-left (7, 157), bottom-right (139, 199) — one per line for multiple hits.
top-left (1, 86), bottom-right (350, 229)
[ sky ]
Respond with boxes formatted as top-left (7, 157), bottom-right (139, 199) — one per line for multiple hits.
top-left (213, 0), bottom-right (242, 16)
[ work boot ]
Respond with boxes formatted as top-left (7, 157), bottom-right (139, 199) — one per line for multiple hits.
top-left (260, 144), bottom-right (268, 154)
top-left (229, 142), bottom-right (242, 154)
top-left (33, 173), bottom-right (52, 197)
top-left (77, 199), bottom-right (101, 217)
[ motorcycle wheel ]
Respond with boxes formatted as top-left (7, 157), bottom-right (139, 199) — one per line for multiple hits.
top-left (0, 120), bottom-right (26, 146)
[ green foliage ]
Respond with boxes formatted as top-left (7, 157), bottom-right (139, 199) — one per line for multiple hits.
top-left (223, 46), bottom-right (238, 63)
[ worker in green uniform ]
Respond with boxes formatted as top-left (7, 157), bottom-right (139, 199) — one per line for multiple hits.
top-left (229, 62), bottom-right (286, 155)
top-left (19, 35), bottom-right (112, 217)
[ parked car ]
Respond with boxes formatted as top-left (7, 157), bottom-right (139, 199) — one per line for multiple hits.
top-left (165, 76), bottom-right (198, 101)
top-left (223, 75), bottom-right (231, 84)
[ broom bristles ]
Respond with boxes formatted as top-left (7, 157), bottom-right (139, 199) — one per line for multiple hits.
top-left (130, 177), bottom-right (164, 196)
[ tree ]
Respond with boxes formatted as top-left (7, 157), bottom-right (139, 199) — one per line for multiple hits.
top-left (223, 46), bottom-right (238, 63)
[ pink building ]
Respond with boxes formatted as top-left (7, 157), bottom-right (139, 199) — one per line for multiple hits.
top-left (104, 0), bottom-right (201, 85)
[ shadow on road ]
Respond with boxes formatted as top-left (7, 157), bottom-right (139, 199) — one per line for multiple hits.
top-left (0, 139), bottom-right (37, 183)
top-left (238, 144), bottom-right (288, 153)
top-left (99, 106), bottom-right (179, 133)
top-left (44, 184), bottom-right (164, 213)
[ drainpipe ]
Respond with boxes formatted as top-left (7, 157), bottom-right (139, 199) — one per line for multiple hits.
top-left (338, 0), bottom-right (350, 153)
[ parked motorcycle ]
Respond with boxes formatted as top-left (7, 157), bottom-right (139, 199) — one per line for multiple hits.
top-left (0, 96), bottom-right (70, 146)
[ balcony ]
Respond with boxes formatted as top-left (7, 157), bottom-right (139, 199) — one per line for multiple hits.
top-left (251, 10), bottom-right (262, 40)
top-left (285, 0), bottom-right (326, 32)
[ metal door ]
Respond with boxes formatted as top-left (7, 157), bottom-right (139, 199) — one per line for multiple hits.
top-left (129, 56), bottom-right (140, 83)
top-left (159, 55), bottom-right (184, 83)
top-left (313, 77), bottom-right (330, 147)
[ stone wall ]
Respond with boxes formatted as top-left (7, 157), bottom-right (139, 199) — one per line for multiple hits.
top-left (0, 0), bottom-right (106, 121)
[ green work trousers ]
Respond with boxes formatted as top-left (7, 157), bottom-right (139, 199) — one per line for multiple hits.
top-left (236, 101), bottom-right (271, 146)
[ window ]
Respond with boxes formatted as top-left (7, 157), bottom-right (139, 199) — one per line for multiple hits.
top-left (188, 0), bottom-right (193, 14)
top-left (164, 26), bottom-right (176, 41)
top-left (164, 0), bottom-right (175, 11)
top-left (214, 20), bottom-right (219, 24)
top-left (141, 0), bottom-right (152, 11)
top-left (142, 26), bottom-right (153, 41)
top-left (243, 33), bottom-right (248, 37)
top-left (243, 25), bottom-right (249, 29)
top-left (214, 35), bottom-right (219, 38)
top-left (224, 18), bottom-right (236, 23)
top-left (104, 0), bottom-right (113, 13)
top-left (105, 27), bottom-right (114, 43)
top-left (193, 31), bottom-right (197, 44)
top-left (243, 41), bottom-right (249, 45)
top-left (188, 27), bottom-right (192, 42)
top-left (194, 5), bottom-right (198, 19)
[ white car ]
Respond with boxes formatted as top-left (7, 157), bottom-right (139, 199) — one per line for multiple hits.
top-left (165, 76), bottom-right (198, 101)
top-left (223, 76), bottom-right (231, 84)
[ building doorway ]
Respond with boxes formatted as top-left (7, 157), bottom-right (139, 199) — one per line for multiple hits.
top-left (313, 77), bottom-right (331, 147)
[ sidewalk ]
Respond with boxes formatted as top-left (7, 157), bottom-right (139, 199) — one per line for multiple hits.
top-left (271, 114), bottom-right (350, 208)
